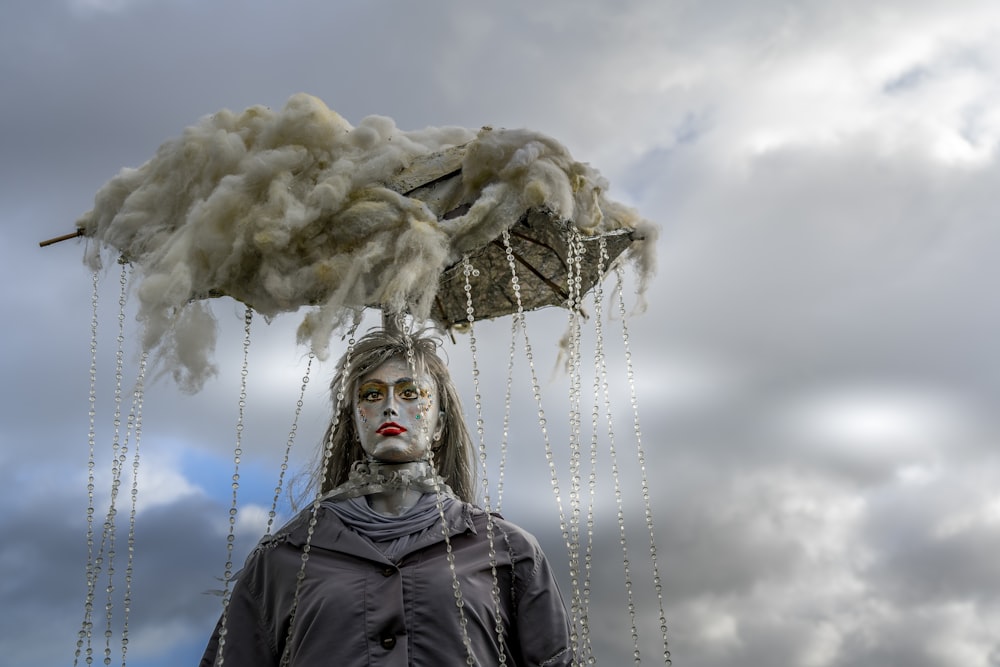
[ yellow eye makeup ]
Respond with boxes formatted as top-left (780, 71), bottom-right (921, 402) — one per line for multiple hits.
top-left (357, 379), bottom-right (427, 402)
top-left (358, 382), bottom-right (385, 402)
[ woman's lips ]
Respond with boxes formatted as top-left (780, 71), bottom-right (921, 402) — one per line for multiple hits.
top-left (376, 422), bottom-right (406, 436)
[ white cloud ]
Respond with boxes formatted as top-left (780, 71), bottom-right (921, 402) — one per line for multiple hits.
top-left (931, 487), bottom-right (1000, 540)
top-left (131, 447), bottom-right (202, 511)
top-left (633, 350), bottom-right (746, 412)
top-left (687, 601), bottom-right (742, 649)
top-left (776, 385), bottom-right (970, 454)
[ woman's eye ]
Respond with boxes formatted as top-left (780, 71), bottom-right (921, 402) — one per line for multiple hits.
top-left (361, 390), bottom-right (382, 401)
top-left (399, 387), bottom-right (418, 399)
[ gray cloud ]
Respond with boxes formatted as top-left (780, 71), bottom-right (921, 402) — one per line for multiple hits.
top-left (5, 0), bottom-right (1000, 665)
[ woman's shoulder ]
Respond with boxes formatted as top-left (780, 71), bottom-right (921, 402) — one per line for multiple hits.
top-left (255, 503), bottom-right (348, 551)
top-left (467, 504), bottom-right (547, 554)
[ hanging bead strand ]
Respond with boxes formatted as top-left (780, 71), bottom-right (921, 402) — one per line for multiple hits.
top-left (120, 351), bottom-right (148, 667)
top-left (497, 315), bottom-right (516, 513)
top-left (279, 326), bottom-right (357, 667)
top-left (501, 228), bottom-right (568, 531)
top-left (462, 258), bottom-right (488, 509)
top-left (73, 270), bottom-right (101, 667)
top-left (267, 355), bottom-right (314, 536)
top-left (214, 307), bottom-right (254, 666)
top-left (463, 256), bottom-right (509, 665)
top-left (615, 267), bottom-right (671, 665)
top-left (501, 229), bottom-right (573, 663)
top-left (564, 230), bottom-right (586, 657)
top-left (578, 237), bottom-right (611, 666)
top-left (100, 260), bottom-right (130, 666)
top-left (597, 274), bottom-right (642, 663)
top-left (399, 319), bottom-right (477, 666)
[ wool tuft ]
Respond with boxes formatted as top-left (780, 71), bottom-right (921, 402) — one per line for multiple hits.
top-left (77, 93), bottom-right (656, 391)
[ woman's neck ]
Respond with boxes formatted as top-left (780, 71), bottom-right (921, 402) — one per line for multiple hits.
top-left (364, 460), bottom-right (434, 516)
top-left (322, 457), bottom-right (452, 511)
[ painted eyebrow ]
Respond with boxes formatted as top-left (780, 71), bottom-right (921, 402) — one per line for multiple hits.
top-left (358, 377), bottom-right (417, 385)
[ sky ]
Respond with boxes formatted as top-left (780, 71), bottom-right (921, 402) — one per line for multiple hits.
top-left (3, 0), bottom-right (1000, 666)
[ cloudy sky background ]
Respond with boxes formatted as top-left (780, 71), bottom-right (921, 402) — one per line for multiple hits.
top-left (3, 0), bottom-right (1000, 665)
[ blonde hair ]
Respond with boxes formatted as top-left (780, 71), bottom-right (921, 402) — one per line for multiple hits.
top-left (315, 328), bottom-right (476, 502)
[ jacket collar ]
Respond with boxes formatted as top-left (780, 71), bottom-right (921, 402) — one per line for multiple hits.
top-left (262, 496), bottom-right (479, 564)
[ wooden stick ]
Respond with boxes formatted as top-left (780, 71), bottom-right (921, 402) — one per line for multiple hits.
top-left (38, 229), bottom-right (84, 248)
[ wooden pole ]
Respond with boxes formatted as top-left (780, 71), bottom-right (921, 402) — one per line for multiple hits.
top-left (38, 229), bottom-right (84, 248)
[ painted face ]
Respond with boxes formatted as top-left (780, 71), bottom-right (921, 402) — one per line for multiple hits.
top-left (353, 356), bottom-right (442, 463)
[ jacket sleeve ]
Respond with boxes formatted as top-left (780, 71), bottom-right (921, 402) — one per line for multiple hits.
top-left (511, 532), bottom-right (574, 667)
top-left (198, 555), bottom-right (280, 667)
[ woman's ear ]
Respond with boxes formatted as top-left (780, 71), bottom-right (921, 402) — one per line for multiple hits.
top-left (433, 412), bottom-right (445, 442)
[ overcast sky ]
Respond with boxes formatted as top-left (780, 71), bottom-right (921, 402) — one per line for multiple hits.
top-left (3, 1), bottom-right (1000, 666)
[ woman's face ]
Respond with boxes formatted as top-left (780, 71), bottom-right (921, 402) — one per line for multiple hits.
top-left (352, 355), bottom-right (442, 463)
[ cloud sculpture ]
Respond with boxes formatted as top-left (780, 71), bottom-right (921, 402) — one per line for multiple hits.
top-left (76, 93), bottom-right (655, 391)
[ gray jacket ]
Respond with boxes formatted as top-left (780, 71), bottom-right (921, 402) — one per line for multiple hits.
top-left (200, 500), bottom-right (573, 666)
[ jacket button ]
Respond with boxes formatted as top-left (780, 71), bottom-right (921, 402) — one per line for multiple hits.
top-left (380, 636), bottom-right (396, 649)
top-left (380, 567), bottom-right (394, 577)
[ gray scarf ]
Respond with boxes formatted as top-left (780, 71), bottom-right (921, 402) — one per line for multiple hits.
top-left (324, 493), bottom-right (455, 561)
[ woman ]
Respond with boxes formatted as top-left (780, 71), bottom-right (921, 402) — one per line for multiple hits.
top-left (200, 329), bottom-right (573, 666)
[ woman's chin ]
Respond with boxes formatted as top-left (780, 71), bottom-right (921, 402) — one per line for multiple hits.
top-left (370, 443), bottom-right (429, 463)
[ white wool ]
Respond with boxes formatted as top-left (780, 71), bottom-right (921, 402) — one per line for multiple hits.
top-left (77, 93), bottom-right (656, 391)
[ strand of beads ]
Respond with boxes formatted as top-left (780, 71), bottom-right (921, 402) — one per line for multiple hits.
top-left (214, 307), bottom-right (253, 666)
top-left (500, 229), bottom-right (573, 661)
top-left (267, 355), bottom-right (314, 536)
top-left (120, 351), bottom-right (148, 667)
top-left (577, 237), bottom-right (611, 666)
top-left (463, 256), bottom-right (509, 666)
top-left (496, 314), bottom-right (516, 513)
top-left (399, 319), bottom-right (477, 666)
top-left (100, 261), bottom-right (130, 666)
top-left (73, 271), bottom-right (101, 667)
top-left (598, 268), bottom-right (641, 664)
top-left (564, 229), bottom-right (586, 658)
top-left (615, 266), bottom-right (671, 665)
top-left (280, 328), bottom-right (357, 667)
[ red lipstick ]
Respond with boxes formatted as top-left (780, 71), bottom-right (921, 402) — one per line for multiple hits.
top-left (376, 421), bottom-right (406, 436)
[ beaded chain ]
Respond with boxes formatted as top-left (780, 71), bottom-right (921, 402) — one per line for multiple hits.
top-left (267, 355), bottom-right (314, 536)
top-left (69, 250), bottom-right (669, 667)
top-left (72, 263), bottom-right (150, 667)
top-left (600, 278), bottom-right (641, 664)
top-left (614, 267), bottom-right (671, 665)
top-left (496, 317), bottom-right (516, 513)
top-left (499, 230), bottom-right (574, 662)
top-left (110, 267), bottom-right (127, 661)
top-left (214, 307), bottom-right (254, 666)
top-left (69, 262), bottom-right (134, 667)
top-left (578, 237), bottom-right (612, 666)
top-left (500, 231), bottom-right (567, 535)
top-left (120, 351), bottom-right (148, 667)
top-left (74, 271), bottom-right (100, 667)
top-left (564, 230), bottom-right (586, 659)
top-left (462, 256), bottom-right (509, 666)
top-left (398, 318), bottom-right (477, 666)
top-left (278, 327), bottom-right (358, 667)
top-left (99, 262), bottom-right (130, 666)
